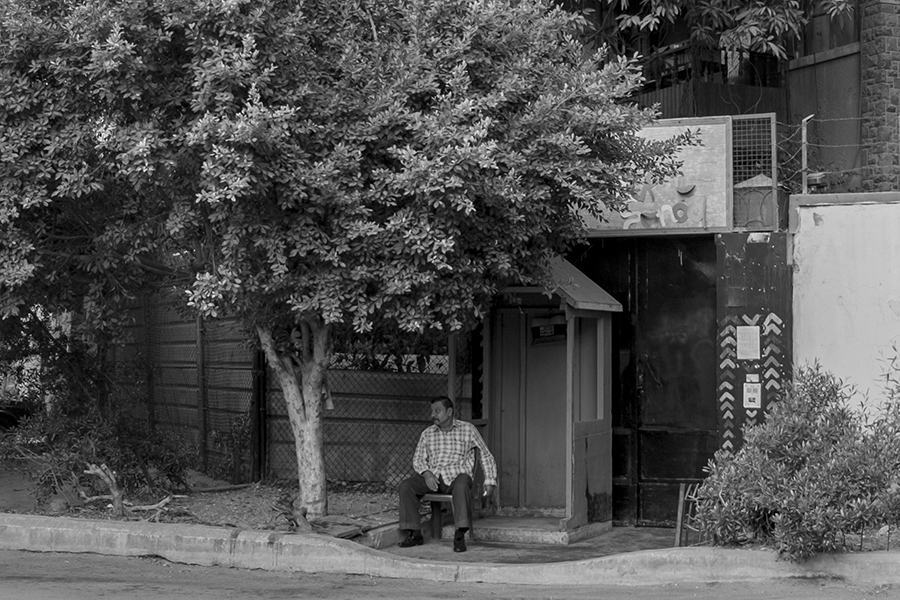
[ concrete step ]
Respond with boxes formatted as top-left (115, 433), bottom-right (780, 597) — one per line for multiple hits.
top-left (441, 515), bottom-right (612, 546)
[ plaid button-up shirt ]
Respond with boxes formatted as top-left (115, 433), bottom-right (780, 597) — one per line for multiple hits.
top-left (413, 419), bottom-right (497, 487)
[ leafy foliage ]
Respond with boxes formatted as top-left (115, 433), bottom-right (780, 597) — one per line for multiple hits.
top-left (1, 0), bottom-right (689, 339)
top-left (0, 307), bottom-right (109, 411)
top-left (604, 0), bottom-right (855, 60)
top-left (0, 308), bottom-right (192, 505)
top-left (695, 365), bottom-right (900, 560)
top-left (330, 321), bottom-right (448, 373)
top-left (209, 410), bottom-right (252, 484)
top-left (0, 395), bottom-right (193, 505)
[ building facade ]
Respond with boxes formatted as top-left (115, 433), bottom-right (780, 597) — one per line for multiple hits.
top-left (564, 0), bottom-right (900, 526)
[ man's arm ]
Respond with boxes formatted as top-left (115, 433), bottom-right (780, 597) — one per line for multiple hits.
top-left (470, 425), bottom-right (498, 490)
top-left (412, 429), bottom-right (440, 491)
top-left (412, 430), bottom-right (429, 475)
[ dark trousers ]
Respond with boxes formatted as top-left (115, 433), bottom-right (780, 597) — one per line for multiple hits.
top-left (398, 472), bottom-right (472, 532)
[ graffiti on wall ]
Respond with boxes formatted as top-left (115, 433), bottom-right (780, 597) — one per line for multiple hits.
top-left (585, 116), bottom-right (733, 235)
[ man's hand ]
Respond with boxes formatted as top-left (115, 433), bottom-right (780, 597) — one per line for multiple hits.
top-left (482, 484), bottom-right (498, 512)
top-left (423, 470), bottom-right (439, 491)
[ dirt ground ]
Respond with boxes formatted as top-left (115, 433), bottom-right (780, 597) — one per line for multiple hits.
top-left (1, 466), bottom-right (400, 541)
top-left (4, 465), bottom-right (899, 554)
top-left (161, 470), bottom-right (400, 535)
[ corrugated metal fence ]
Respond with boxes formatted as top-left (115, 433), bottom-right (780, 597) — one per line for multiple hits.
top-left (113, 295), bottom-right (473, 488)
top-left (113, 296), bottom-right (258, 482)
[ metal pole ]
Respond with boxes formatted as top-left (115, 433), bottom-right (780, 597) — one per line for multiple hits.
top-left (143, 298), bottom-right (156, 431)
top-left (251, 349), bottom-right (267, 482)
top-left (196, 314), bottom-right (208, 471)
top-left (801, 114), bottom-right (814, 194)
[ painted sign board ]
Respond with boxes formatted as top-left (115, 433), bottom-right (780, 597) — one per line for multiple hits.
top-left (743, 381), bottom-right (762, 409)
top-left (585, 116), bottom-right (733, 236)
top-left (736, 325), bottom-right (761, 360)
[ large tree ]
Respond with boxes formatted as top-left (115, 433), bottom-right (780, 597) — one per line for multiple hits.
top-left (0, 0), bottom-right (689, 516)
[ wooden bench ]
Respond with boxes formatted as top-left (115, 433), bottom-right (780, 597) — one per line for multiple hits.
top-left (420, 448), bottom-right (484, 540)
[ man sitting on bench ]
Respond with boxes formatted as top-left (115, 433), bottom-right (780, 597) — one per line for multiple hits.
top-left (397, 395), bottom-right (497, 553)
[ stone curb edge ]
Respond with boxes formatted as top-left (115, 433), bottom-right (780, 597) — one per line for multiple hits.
top-left (2, 513), bottom-right (900, 587)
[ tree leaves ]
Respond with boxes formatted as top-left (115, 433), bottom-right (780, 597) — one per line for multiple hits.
top-left (607, 0), bottom-right (847, 59)
top-left (0, 0), bottom-right (689, 346)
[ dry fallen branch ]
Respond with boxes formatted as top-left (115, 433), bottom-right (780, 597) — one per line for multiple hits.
top-left (191, 484), bottom-right (253, 494)
top-left (81, 463), bottom-right (185, 520)
top-left (130, 496), bottom-right (174, 522)
top-left (129, 496), bottom-right (173, 512)
top-left (79, 493), bottom-right (114, 503)
top-left (84, 463), bottom-right (125, 516)
top-left (270, 493), bottom-right (313, 533)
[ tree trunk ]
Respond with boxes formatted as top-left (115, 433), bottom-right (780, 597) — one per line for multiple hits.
top-left (257, 318), bottom-right (331, 518)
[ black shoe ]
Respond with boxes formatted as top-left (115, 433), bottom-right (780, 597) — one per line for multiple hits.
top-left (453, 535), bottom-right (467, 553)
top-left (398, 532), bottom-right (423, 548)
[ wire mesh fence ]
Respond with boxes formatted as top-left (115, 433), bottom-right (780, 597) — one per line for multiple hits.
top-left (266, 332), bottom-right (475, 488)
top-left (111, 295), bottom-right (477, 489)
top-left (731, 113), bottom-right (783, 230)
top-left (732, 114), bottom-right (776, 187)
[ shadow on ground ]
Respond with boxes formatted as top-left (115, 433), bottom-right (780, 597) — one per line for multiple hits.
top-left (382, 523), bottom-right (676, 564)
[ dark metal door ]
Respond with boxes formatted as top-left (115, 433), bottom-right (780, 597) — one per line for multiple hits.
top-left (573, 236), bottom-right (718, 526)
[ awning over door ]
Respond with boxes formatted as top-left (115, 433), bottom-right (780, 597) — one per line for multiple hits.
top-left (547, 257), bottom-right (622, 314)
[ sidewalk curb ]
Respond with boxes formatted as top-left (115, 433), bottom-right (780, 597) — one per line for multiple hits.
top-left (2, 513), bottom-right (899, 587)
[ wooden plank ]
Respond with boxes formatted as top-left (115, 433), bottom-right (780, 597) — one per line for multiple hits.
top-left (327, 370), bottom-right (447, 396)
top-left (205, 318), bottom-right (248, 342)
top-left (206, 368), bottom-right (254, 390)
top-left (205, 341), bottom-right (255, 364)
top-left (206, 388), bottom-right (252, 412)
top-left (325, 395), bottom-right (434, 421)
top-left (154, 321), bottom-right (197, 342)
top-left (153, 387), bottom-right (199, 412)
top-left (156, 343), bottom-right (199, 364)
top-left (323, 421), bottom-right (424, 444)
top-left (153, 404), bottom-right (199, 428)
top-left (156, 368), bottom-right (198, 388)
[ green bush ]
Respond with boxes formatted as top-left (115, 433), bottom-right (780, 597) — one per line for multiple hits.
top-left (695, 365), bottom-right (900, 560)
top-left (0, 309), bottom-right (196, 508)
top-left (209, 410), bottom-right (252, 484)
top-left (0, 398), bottom-right (194, 506)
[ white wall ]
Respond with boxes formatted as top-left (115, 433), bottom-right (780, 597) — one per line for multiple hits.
top-left (792, 193), bottom-right (900, 404)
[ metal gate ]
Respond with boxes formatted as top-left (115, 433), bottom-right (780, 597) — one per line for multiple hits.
top-left (574, 235), bottom-right (719, 526)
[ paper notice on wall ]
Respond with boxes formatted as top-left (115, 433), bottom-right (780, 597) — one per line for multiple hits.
top-left (736, 325), bottom-right (761, 360)
top-left (744, 382), bottom-right (762, 409)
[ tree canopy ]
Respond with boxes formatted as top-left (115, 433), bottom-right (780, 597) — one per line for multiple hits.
top-left (603, 0), bottom-right (855, 60)
top-left (0, 0), bottom-right (689, 515)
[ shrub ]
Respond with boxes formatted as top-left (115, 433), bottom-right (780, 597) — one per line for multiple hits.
top-left (0, 397), bottom-right (194, 508)
top-left (694, 365), bottom-right (900, 560)
top-left (209, 410), bottom-right (253, 484)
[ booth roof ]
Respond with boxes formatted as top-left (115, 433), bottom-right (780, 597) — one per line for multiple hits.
top-left (548, 257), bottom-right (622, 313)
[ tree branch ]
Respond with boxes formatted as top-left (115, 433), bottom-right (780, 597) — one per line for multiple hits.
top-left (84, 462), bottom-right (125, 516)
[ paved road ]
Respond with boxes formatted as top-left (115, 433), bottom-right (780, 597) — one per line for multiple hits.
top-left (1, 550), bottom-right (897, 600)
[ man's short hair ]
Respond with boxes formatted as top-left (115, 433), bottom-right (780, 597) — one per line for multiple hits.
top-left (430, 395), bottom-right (454, 411)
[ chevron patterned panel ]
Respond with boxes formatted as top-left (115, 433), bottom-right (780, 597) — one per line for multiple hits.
top-left (717, 311), bottom-right (787, 452)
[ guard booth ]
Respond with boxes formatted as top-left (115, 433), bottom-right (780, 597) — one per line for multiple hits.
top-left (482, 257), bottom-right (622, 543)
